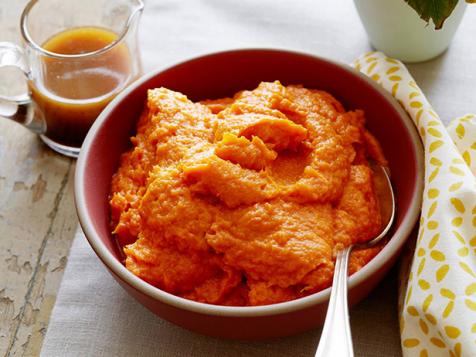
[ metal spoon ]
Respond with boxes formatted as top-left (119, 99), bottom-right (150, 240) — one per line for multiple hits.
top-left (315, 164), bottom-right (396, 357)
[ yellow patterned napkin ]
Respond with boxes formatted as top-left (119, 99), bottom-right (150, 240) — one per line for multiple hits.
top-left (352, 52), bottom-right (476, 357)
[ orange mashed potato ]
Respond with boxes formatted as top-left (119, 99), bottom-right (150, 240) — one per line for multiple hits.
top-left (110, 81), bottom-right (388, 306)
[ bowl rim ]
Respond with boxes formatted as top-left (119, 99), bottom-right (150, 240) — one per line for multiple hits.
top-left (75, 48), bottom-right (424, 317)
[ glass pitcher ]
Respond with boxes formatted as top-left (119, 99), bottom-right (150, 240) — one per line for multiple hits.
top-left (0, 0), bottom-right (144, 157)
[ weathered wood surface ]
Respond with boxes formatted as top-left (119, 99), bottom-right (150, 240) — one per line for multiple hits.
top-left (0, 1), bottom-right (78, 356)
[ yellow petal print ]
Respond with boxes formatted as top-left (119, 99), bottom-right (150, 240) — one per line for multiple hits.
top-left (429, 168), bottom-right (439, 182)
top-left (406, 286), bottom-right (413, 304)
top-left (440, 288), bottom-right (455, 299)
top-left (425, 313), bottom-right (437, 325)
top-left (417, 257), bottom-right (426, 276)
top-left (428, 201), bottom-right (438, 218)
top-left (427, 220), bottom-right (439, 230)
top-left (453, 230), bottom-right (466, 244)
top-left (450, 166), bottom-right (465, 176)
top-left (429, 140), bottom-right (443, 153)
top-left (463, 151), bottom-right (471, 167)
top-left (436, 264), bottom-right (449, 282)
top-left (430, 157), bottom-right (442, 166)
top-left (409, 91), bottom-right (419, 99)
top-left (428, 188), bottom-right (439, 199)
top-left (458, 247), bottom-right (469, 258)
top-left (452, 217), bottom-right (463, 227)
top-left (366, 56), bottom-right (377, 63)
top-left (428, 109), bottom-right (438, 118)
top-left (465, 283), bottom-right (476, 295)
top-left (471, 141), bottom-right (476, 150)
top-left (450, 198), bottom-right (466, 213)
top-left (411, 101), bottom-right (423, 108)
top-left (389, 75), bottom-right (402, 81)
top-left (471, 235), bottom-right (476, 246)
top-left (460, 262), bottom-right (476, 277)
top-left (458, 247), bottom-right (469, 257)
top-left (465, 299), bottom-right (476, 311)
top-left (428, 233), bottom-right (440, 248)
top-left (430, 337), bottom-right (446, 348)
top-left (472, 323), bottom-right (476, 333)
top-left (456, 123), bottom-right (465, 139)
top-left (445, 326), bottom-right (461, 339)
top-left (427, 128), bottom-right (442, 138)
top-left (415, 108), bottom-right (423, 125)
top-left (385, 57), bottom-right (398, 64)
top-left (419, 279), bottom-right (431, 290)
top-left (407, 305), bottom-right (419, 316)
top-left (449, 182), bottom-right (463, 192)
top-left (403, 338), bottom-right (420, 348)
top-left (417, 247), bottom-right (426, 257)
top-left (386, 66), bottom-right (399, 75)
top-left (391, 83), bottom-right (399, 97)
top-left (427, 120), bottom-right (439, 126)
top-left (454, 343), bottom-right (462, 357)
top-left (417, 231), bottom-right (425, 244)
top-left (366, 61), bottom-right (377, 75)
top-left (422, 294), bottom-right (433, 312)
top-left (419, 318), bottom-right (429, 334)
top-left (371, 74), bottom-right (380, 81)
top-left (430, 250), bottom-right (445, 261)
top-left (442, 301), bottom-right (454, 318)
top-left (420, 349), bottom-right (428, 357)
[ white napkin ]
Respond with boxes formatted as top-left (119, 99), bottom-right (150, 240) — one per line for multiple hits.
top-left (353, 51), bottom-right (476, 357)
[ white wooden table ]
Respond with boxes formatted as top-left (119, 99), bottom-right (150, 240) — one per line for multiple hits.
top-left (1, 2), bottom-right (77, 356)
top-left (1, 0), bottom-right (475, 355)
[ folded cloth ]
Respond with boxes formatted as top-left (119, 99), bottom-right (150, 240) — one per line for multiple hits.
top-left (353, 52), bottom-right (476, 357)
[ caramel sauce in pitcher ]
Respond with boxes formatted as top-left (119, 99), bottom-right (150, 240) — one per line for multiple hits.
top-left (30, 27), bottom-right (133, 147)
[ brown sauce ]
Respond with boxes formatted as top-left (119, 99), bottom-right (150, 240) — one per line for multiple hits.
top-left (29, 27), bottom-right (132, 147)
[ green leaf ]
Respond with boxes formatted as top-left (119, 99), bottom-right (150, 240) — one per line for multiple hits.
top-left (404, 0), bottom-right (459, 29)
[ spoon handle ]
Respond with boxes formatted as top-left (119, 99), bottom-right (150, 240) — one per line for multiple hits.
top-left (315, 246), bottom-right (354, 357)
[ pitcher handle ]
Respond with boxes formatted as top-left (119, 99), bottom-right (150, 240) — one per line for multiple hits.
top-left (0, 42), bottom-right (45, 133)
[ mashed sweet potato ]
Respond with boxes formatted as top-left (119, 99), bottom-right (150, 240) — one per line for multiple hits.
top-left (110, 81), bottom-right (388, 306)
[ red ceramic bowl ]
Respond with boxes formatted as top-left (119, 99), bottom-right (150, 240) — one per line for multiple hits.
top-left (75, 49), bottom-right (424, 340)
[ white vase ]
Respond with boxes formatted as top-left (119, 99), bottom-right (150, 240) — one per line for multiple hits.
top-left (354, 0), bottom-right (466, 63)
